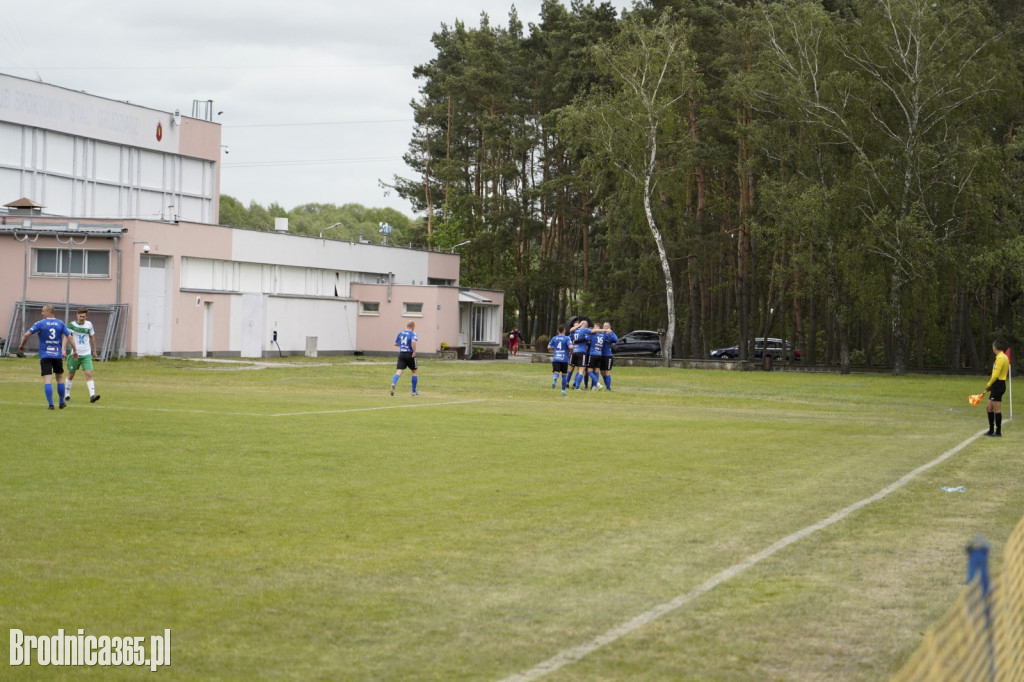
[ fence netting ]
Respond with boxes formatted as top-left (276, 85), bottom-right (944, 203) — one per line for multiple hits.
top-left (4, 301), bottom-right (128, 360)
top-left (893, 515), bottom-right (1024, 681)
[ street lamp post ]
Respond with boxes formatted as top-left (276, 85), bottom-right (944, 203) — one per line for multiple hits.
top-left (320, 222), bottom-right (343, 239)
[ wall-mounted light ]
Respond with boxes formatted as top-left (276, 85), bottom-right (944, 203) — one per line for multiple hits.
top-left (451, 240), bottom-right (471, 253)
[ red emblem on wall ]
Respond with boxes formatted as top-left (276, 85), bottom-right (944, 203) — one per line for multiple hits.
top-left (156, 122), bottom-right (163, 142)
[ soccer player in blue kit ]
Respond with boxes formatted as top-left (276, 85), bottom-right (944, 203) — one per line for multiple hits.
top-left (391, 321), bottom-right (420, 396)
top-left (570, 321), bottom-right (592, 390)
top-left (598, 322), bottom-right (618, 390)
top-left (18, 304), bottom-right (79, 410)
top-left (547, 325), bottom-right (572, 396)
top-left (585, 325), bottom-right (606, 389)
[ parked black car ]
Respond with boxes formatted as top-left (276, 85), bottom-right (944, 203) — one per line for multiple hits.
top-left (709, 337), bottom-right (800, 361)
top-left (612, 330), bottom-right (662, 356)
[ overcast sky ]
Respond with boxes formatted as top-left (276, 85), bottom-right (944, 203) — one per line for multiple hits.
top-left (0, 0), bottom-right (630, 217)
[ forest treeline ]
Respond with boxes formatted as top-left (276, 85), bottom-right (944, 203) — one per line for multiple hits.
top-left (227, 0), bottom-right (1024, 373)
top-left (219, 197), bottom-right (423, 247)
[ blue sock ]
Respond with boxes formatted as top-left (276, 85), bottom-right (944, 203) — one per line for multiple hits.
top-left (411, 376), bottom-right (418, 392)
top-left (573, 374), bottom-right (582, 389)
top-left (44, 384), bottom-right (54, 406)
top-left (392, 374), bottom-right (400, 386)
top-left (57, 383), bottom-right (66, 403)
top-left (604, 375), bottom-right (611, 390)
top-left (590, 371), bottom-right (599, 386)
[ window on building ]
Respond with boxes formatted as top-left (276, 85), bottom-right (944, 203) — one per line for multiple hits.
top-left (472, 305), bottom-right (499, 343)
top-left (33, 248), bottom-right (110, 278)
top-left (360, 302), bottom-right (380, 315)
top-left (403, 302), bottom-right (423, 316)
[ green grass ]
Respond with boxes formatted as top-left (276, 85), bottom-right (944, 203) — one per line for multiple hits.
top-left (1, 357), bottom-right (1020, 681)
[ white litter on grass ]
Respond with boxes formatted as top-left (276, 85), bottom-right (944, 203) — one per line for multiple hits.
top-left (941, 486), bottom-right (966, 493)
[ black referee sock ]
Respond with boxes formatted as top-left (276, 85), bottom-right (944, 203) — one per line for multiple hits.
top-left (995, 413), bottom-right (1002, 434)
top-left (988, 412), bottom-right (995, 433)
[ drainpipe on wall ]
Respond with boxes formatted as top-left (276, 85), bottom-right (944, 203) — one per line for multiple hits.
top-left (113, 236), bottom-right (121, 305)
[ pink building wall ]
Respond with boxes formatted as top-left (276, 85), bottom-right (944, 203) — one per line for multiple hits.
top-left (352, 284), bottom-right (461, 355)
top-left (123, 221), bottom-right (234, 354)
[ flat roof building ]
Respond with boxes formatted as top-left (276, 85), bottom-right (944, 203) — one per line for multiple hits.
top-left (0, 73), bottom-right (502, 358)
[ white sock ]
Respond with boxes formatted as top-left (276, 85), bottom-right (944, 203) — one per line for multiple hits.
top-left (87, 380), bottom-right (96, 396)
top-left (66, 379), bottom-right (73, 394)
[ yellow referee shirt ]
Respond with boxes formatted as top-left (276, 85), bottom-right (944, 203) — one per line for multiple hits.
top-left (987, 351), bottom-right (1009, 388)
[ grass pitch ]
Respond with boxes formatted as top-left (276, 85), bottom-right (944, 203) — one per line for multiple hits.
top-left (1, 356), bottom-right (1020, 681)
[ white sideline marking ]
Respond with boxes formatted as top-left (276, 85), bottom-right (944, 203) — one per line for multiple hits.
top-left (269, 399), bottom-right (485, 417)
top-left (500, 428), bottom-right (995, 682)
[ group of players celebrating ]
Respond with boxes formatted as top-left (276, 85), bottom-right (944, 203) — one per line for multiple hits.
top-left (547, 319), bottom-right (618, 396)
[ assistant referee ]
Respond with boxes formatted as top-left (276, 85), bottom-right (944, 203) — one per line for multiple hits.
top-left (982, 339), bottom-right (1010, 437)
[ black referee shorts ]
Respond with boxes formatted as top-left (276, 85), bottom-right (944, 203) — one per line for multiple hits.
top-left (989, 379), bottom-right (1006, 402)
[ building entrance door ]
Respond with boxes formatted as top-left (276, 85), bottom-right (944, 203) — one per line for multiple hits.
top-left (137, 255), bottom-right (167, 356)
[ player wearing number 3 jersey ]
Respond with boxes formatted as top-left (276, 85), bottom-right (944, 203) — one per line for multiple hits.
top-left (18, 304), bottom-right (78, 410)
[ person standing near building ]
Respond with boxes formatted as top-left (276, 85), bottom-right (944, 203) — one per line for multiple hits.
top-left (391, 321), bottom-right (420, 396)
top-left (547, 325), bottom-right (572, 395)
top-left (508, 327), bottom-right (522, 357)
top-left (65, 307), bottom-right (100, 403)
top-left (18, 304), bottom-right (78, 410)
top-left (599, 322), bottom-right (618, 391)
top-left (982, 339), bottom-right (1010, 437)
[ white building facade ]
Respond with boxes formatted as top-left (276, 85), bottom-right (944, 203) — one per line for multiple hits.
top-left (0, 73), bottom-right (503, 358)
top-left (0, 74), bottom-right (219, 224)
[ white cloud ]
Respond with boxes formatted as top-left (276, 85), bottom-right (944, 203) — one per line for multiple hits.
top-left (0, 0), bottom-right (628, 214)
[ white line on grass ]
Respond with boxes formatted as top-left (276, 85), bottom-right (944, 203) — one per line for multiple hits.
top-left (0, 399), bottom-right (485, 418)
top-left (0, 401), bottom-right (269, 416)
top-left (500, 427), bottom-right (995, 682)
top-left (268, 399), bottom-right (486, 417)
